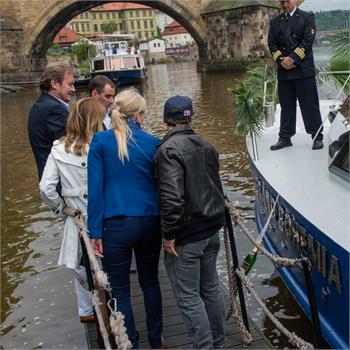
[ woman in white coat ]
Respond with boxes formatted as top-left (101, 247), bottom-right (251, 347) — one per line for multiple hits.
top-left (39, 97), bottom-right (105, 321)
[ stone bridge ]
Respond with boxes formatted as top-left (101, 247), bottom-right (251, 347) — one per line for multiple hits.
top-left (0, 0), bottom-right (279, 81)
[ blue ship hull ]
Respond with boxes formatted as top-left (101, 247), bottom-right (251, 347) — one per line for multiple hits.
top-left (91, 69), bottom-right (145, 87)
top-left (251, 162), bottom-right (349, 349)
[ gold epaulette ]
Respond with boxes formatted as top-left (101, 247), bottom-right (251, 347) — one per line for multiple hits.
top-left (272, 50), bottom-right (282, 61)
top-left (294, 47), bottom-right (305, 59)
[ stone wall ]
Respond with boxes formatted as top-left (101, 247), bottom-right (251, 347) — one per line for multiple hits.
top-left (203, 6), bottom-right (279, 70)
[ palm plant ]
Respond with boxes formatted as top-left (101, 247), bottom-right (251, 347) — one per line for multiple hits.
top-left (317, 33), bottom-right (350, 95)
top-left (228, 66), bottom-right (276, 136)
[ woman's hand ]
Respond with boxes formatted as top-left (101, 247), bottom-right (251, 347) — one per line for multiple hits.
top-left (91, 238), bottom-right (104, 258)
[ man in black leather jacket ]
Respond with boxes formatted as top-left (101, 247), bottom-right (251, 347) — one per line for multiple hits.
top-left (154, 95), bottom-right (226, 349)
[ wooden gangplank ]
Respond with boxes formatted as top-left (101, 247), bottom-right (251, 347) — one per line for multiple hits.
top-left (85, 263), bottom-right (271, 349)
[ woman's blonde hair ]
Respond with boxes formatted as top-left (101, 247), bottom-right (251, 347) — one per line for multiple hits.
top-left (111, 88), bottom-right (146, 162)
top-left (64, 97), bottom-right (105, 155)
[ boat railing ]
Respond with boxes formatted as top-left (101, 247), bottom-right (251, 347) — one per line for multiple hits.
top-left (223, 197), bottom-right (328, 349)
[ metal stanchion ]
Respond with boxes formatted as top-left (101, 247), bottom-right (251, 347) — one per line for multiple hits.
top-left (301, 258), bottom-right (325, 349)
top-left (224, 206), bottom-right (250, 332)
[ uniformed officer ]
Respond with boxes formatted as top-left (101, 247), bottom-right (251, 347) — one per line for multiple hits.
top-left (268, 0), bottom-right (324, 150)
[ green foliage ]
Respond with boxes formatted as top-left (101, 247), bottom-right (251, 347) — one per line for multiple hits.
top-left (317, 33), bottom-right (350, 95)
top-left (315, 10), bottom-right (349, 31)
top-left (228, 66), bottom-right (276, 136)
top-left (156, 26), bottom-right (163, 39)
top-left (71, 39), bottom-right (96, 63)
top-left (101, 21), bottom-right (119, 34)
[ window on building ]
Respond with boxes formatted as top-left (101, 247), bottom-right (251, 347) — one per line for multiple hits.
top-left (144, 20), bottom-right (148, 29)
top-left (94, 24), bottom-right (98, 31)
top-left (119, 12), bottom-right (122, 18)
top-left (143, 10), bottom-right (146, 17)
top-left (80, 14), bottom-right (84, 19)
top-left (119, 23), bottom-right (123, 30)
top-left (153, 43), bottom-right (156, 48)
top-left (149, 10), bottom-right (152, 16)
top-left (129, 11), bottom-right (133, 17)
top-left (60, 36), bottom-right (67, 42)
top-left (85, 12), bottom-right (89, 19)
top-left (75, 23), bottom-right (80, 32)
top-left (81, 23), bottom-right (85, 31)
top-left (86, 23), bottom-right (90, 31)
top-left (112, 13), bottom-right (116, 19)
top-left (99, 13), bottom-right (103, 19)
top-left (145, 32), bottom-right (149, 38)
top-left (130, 21), bottom-right (135, 30)
top-left (158, 43), bottom-right (160, 47)
top-left (136, 10), bottom-right (139, 17)
top-left (106, 13), bottom-right (110, 19)
top-left (150, 20), bottom-right (153, 28)
top-left (137, 20), bottom-right (141, 29)
top-left (93, 13), bottom-right (96, 19)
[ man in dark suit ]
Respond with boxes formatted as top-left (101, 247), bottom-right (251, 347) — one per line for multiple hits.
top-left (28, 62), bottom-right (76, 180)
top-left (268, 0), bottom-right (324, 151)
top-left (89, 75), bottom-right (116, 130)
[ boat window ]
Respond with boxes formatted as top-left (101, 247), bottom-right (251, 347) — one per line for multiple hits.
top-left (136, 57), bottom-right (141, 68)
top-left (93, 59), bottom-right (105, 71)
top-left (123, 57), bottom-right (137, 69)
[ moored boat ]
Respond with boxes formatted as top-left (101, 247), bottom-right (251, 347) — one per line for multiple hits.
top-left (247, 95), bottom-right (350, 349)
top-left (90, 40), bottom-right (146, 87)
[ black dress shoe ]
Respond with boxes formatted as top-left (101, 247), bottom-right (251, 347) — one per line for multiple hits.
top-left (312, 139), bottom-right (324, 150)
top-left (270, 139), bottom-right (292, 151)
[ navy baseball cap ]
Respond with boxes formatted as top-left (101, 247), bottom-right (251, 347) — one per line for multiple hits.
top-left (164, 95), bottom-right (194, 120)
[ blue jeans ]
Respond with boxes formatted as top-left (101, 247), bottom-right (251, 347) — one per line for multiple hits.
top-left (165, 232), bottom-right (226, 349)
top-left (102, 216), bottom-right (163, 349)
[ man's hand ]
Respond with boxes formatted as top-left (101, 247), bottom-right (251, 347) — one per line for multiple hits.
top-left (163, 239), bottom-right (179, 257)
top-left (91, 238), bottom-right (104, 257)
top-left (280, 56), bottom-right (296, 70)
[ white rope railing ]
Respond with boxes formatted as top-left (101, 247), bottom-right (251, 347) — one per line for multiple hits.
top-left (63, 207), bottom-right (132, 350)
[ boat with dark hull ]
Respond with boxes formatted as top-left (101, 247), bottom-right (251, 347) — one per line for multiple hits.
top-left (247, 99), bottom-right (350, 349)
top-left (90, 40), bottom-right (146, 87)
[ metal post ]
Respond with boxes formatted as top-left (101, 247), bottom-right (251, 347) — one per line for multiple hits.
top-left (301, 259), bottom-right (325, 348)
top-left (250, 132), bottom-right (259, 161)
top-left (224, 206), bottom-right (250, 332)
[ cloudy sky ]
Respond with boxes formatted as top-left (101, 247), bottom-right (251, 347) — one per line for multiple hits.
top-left (299, 0), bottom-right (350, 11)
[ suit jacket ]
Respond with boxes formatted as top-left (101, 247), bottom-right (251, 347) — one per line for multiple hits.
top-left (268, 8), bottom-right (316, 80)
top-left (28, 92), bottom-right (69, 180)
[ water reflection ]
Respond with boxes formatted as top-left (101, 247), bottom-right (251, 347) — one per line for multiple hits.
top-left (1, 50), bottom-right (336, 348)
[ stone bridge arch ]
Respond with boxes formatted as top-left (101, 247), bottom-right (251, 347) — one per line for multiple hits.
top-left (1, 0), bottom-right (281, 80)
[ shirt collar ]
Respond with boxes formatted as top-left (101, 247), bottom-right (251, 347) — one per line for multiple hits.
top-left (127, 118), bottom-right (141, 129)
top-left (48, 93), bottom-right (70, 110)
top-left (288, 6), bottom-right (297, 17)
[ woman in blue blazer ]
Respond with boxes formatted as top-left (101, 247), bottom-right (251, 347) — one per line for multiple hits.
top-left (87, 89), bottom-right (164, 349)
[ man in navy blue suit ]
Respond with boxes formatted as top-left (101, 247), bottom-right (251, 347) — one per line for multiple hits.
top-left (28, 62), bottom-right (76, 180)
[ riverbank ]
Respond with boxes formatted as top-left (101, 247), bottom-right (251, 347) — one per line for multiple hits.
top-left (0, 84), bottom-right (24, 95)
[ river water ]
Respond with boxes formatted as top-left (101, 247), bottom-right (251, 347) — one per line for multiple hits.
top-left (1, 47), bottom-right (337, 349)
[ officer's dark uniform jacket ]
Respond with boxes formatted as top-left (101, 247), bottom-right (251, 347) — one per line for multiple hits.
top-left (154, 124), bottom-right (225, 246)
top-left (268, 8), bottom-right (317, 81)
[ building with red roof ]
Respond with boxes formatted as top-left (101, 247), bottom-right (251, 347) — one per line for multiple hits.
top-left (162, 20), bottom-right (195, 48)
top-left (53, 27), bottom-right (82, 48)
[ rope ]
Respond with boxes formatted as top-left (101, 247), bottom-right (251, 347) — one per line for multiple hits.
top-left (235, 268), bottom-right (314, 350)
top-left (225, 201), bottom-right (302, 268)
top-left (91, 291), bottom-right (112, 350)
top-left (63, 207), bottom-right (131, 350)
top-left (223, 226), bottom-right (253, 345)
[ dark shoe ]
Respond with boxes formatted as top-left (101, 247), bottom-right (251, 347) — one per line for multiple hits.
top-left (312, 139), bottom-right (324, 150)
top-left (80, 314), bottom-right (95, 323)
top-left (270, 139), bottom-right (292, 151)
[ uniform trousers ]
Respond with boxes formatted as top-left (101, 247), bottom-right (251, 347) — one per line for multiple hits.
top-left (278, 76), bottom-right (323, 141)
top-left (102, 216), bottom-right (163, 349)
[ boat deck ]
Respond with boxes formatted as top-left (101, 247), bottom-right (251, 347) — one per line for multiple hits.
top-left (84, 262), bottom-right (270, 349)
top-left (247, 100), bottom-right (350, 252)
